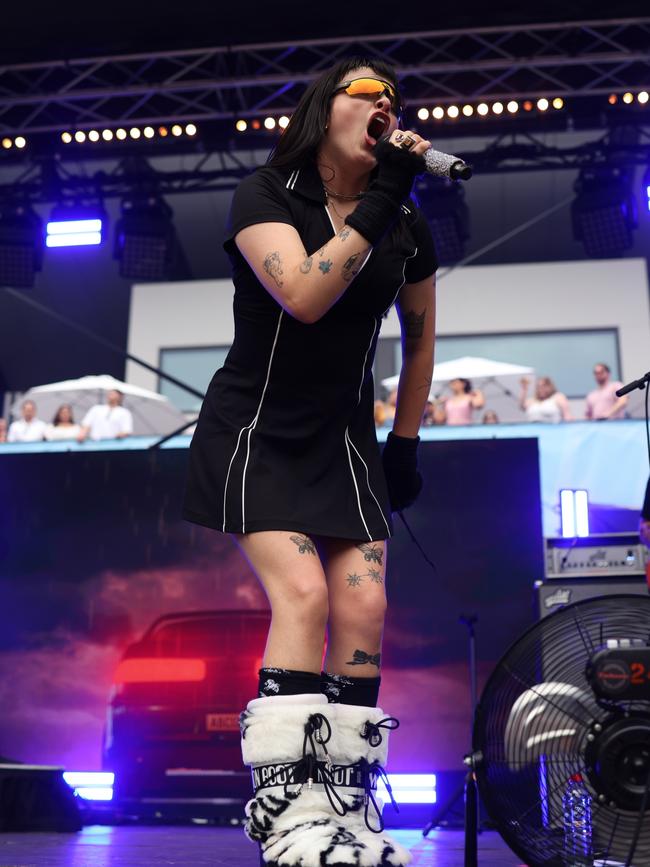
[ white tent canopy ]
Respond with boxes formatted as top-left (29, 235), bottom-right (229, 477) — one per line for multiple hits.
top-left (381, 356), bottom-right (535, 422)
top-left (13, 374), bottom-right (188, 436)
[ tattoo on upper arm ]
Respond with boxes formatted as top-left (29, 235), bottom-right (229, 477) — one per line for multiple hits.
top-left (346, 649), bottom-right (381, 667)
top-left (318, 259), bottom-right (333, 274)
top-left (339, 226), bottom-right (352, 242)
top-left (342, 252), bottom-right (363, 282)
top-left (290, 534), bottom-right (316, 555)
top-left (264, 252), bottom-right (284, 287)
top-left (403, 308), bottom-right (426, 339)
top-left (299, 256), bottom-right (313, 274)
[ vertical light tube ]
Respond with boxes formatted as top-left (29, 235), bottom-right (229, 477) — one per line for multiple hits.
top-left (574, 490), bottom-right (589, 537)
top-left (560, 489), bottom-right (576, 537)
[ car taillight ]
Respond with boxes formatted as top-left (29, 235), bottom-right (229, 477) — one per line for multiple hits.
top-left (113, 658), bottom-right (207, 683)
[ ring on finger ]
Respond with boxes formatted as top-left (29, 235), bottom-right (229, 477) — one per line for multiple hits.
top-left (394, 132), bottom-right (405, 143)
top-left (400, 134), bottom-right (416, 151)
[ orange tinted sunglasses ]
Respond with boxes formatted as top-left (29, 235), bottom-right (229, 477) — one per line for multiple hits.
top-left (332, 77), bottom-right (401, 115)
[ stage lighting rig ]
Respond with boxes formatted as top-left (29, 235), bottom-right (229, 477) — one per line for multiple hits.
top-left (415, 177), bottom-right (470, 266)
top-left (0, 204), bottom-right (43, 288)
top-left (571, 166), bottom-right (637, 258)
top-left (114, 196), bottom-right (176, 281)
top-left (46, 205), bottom-right (106, 248)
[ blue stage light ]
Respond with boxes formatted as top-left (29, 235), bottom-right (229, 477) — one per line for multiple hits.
top-left (378, 773), bottom-right (437, 804)
top-left (46, 217), bottom-right (103, 247)
top-left (63, 771), bottom-right (114, 801)
top-left (560, 489), bottom-right (589, 538)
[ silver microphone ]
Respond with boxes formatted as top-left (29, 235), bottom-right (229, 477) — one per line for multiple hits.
top-left (423, 147), bottom-right (472, 181)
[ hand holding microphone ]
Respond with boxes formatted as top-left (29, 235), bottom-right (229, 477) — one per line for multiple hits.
top-left (344, 128), bottom-right (472, 245)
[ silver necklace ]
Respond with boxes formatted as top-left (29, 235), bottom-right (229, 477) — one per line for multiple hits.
top-left (323, 185), bottom-right (365, 201)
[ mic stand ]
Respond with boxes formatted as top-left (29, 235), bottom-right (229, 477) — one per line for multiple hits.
top-left (616, 371), bottom-right (650, 397)
top-left (422, 614), bottom-right (485, 866)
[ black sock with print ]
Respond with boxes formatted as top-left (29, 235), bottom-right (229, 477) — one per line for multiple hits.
top-left (257, 667), bottom-right (321, 697)
top-left (321, 671), bottom-right (381, 707)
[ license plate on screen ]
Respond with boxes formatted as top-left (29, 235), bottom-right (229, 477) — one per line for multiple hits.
top-left (206, 713), bottom-right (239, 732)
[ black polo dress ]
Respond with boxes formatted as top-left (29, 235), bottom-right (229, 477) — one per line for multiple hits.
top-left (182, 161), bottom-right (437, 541)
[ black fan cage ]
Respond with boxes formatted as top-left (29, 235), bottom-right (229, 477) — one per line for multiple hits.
top-left (473, 594), bottom-right (650, 867)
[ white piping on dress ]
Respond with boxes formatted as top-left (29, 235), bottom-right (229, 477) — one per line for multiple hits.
top-left (221, 309), bottom-right (284, 532)
top-left (346, 430), bottom-right (391, 538)
top-left (344, 430), bottom-right (371, 541)
top-left (286, 170), bottom-right (300, 190)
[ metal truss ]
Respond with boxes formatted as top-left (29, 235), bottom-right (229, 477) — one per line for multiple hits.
top-left (3, 129), bottom-right (650, 207)
top-left (1, 18), bottom-right (650, 135)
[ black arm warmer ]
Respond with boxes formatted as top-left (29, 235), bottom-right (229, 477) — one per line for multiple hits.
top-left (344, 138), bottom-right (425, 246)
top-left (382, 431), bottom-right (423, 513)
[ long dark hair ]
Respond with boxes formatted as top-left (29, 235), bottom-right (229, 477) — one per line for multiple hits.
top-left (267, 58), bottom-right (402, 170)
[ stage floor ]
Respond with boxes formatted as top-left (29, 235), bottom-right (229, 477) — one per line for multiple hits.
top-left (0, 825), bottom-right (523, 865)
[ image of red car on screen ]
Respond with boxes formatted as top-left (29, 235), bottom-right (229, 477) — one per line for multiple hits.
top-left (102, 609), bottom-right (270, 811)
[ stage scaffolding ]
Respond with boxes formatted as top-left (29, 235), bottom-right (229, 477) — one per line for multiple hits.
top-left (0, 18), bottom-right (649, 134)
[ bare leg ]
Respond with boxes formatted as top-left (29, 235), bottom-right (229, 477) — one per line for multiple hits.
top-left (320, 538), bottom-right (387, 677)
top-left (235, 530), bottom-right (329, 672)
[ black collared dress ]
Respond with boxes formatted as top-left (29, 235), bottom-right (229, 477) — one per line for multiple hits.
top-left (182, 162), bottom-right (437, 541)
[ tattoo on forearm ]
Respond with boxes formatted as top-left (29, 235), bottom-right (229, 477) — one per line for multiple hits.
top-left (339, 226), bottom-right (352, 242)
top-left (417, 375), bottom-right (433, 392)
top-left (300, 256), bottom-right (313, 274)
top-left (290, 534), bottom-right (316, 555)
top-left (347, 649), bottom-right (381, 667)
top-left (357, 543), bottom-right (383, 565)
top-left (318, 259), bottom-right (333, 274)
top-left (342, 252), bottom-right (363, 282)
top-left (403, 308), bottom-right (426, 339)
top-left (264, 251), bottom-right (284, 287)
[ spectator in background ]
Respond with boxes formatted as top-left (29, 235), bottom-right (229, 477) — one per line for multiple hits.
top-left (520, 376), bottom-right (572, 423)
top-left (77, 390), bottom-right (133, 442)
top-left (482, 409), bottom-right (499, 424)
top-left (585, 362), bottom-right (627, 420)
top-left (44, 404), bottom-right (82, 442)
top-left (7, 400), bottom-right (47, 442)
top-left (0, 418), bottom-right (7, 442)
top-left (422, 400), bottom-right (446, 426)
top-left (373, 399), bottom-right (387, 428)
top-left (443, 378), bottom-right (485, 425)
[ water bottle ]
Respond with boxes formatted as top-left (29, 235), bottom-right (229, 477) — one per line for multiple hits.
top-left (562, 773), bottom-right (593, 866)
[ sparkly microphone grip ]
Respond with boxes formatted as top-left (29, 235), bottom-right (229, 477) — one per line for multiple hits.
top-left (423, 147), bottom-right (472, 181)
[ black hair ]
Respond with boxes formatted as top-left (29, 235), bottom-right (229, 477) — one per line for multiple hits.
top-left (53, 404), bottom-right (75, 425)
top-left (594, 362), bottom-right (610, 373)
top-left (456, 378), bottom-right (472, 394)
top-left (267, 57), bottom-right (402, 171)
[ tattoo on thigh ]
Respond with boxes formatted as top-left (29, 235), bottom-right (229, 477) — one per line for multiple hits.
top-left (356, 543), bottom-right (383, 565)
top-left (290, 534), bottom-right (316, 555)
top-left (346, 566), bottom-right (383, 587)
top-left (347, 649), bottom-right (381, 667)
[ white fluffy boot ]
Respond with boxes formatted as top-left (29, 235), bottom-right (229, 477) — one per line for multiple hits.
top-left (240, 694), bottom-right (411, 866)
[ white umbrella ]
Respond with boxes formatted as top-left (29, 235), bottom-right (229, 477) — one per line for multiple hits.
top-left (381, 356), bottom-right (535, 422)
top-left (13, 374), bottom-right (188, 436)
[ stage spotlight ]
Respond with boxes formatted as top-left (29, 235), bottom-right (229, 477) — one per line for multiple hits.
top-left (102, 129), bottom-right (114, 141)
top-left (608, 93), bottom-right (618, 105)
top-left (571, 166), bottom-right (637, 258)
top-left (74, 131), bottom-right (86, 143)
top-left (552, 97), bottom-right (564, 109)
top-left (278, 116), bottom-right (290, 129)
top-left (643, 168), bottom-right (650, 212)
top-left (185, 123), bottom-right (197, 136)
top-left (537, 98), bottom-right (549, 111)
top-left (623, 92), bottom-right (634, 104)
top-left (88, 130), bottom-right (100, 142)
top-left (0, 204), bottom-right (43, 288)
top-left (415, 177), bottom-right (470, 266)
top-left (235, 119), bottom-right (247, 132)
top-left (492, 102), bottom-right (504, 114)
top-left (462, 105), bottom-right (473, 117)
top-left (143, 127), bottom-right (155, 139)
top-left (114, 196), bottom-right (176, 281)
top-left (523, 100), bottom-right (533, 111)
top-left (638, 91), bottom-right (649, 105)
top-left (417, 108), bottom-right (429, 120)
top-left (432, 107), bottom-right (444, 120)
top-left (116, 128), bottom-right (127, 140)
top-left (171, 124), bottom-right (182, 137)
top-left (61, 132), bottom-right (72, 144)
top-left (129, 127), bottom-right (141, 140)
top-left (264, 117), bottom-right (276, 129)
top-left (447, 105), bottom-right (459, 119)
top-left (507, 100), bottom-right (518, 113)
top-left (251, 119), bottom-right (261, 130)
top-left (158, 126), bottom-right (169, 137)
top-left (477, 103), bottom-right (489, 116)
top-left (46, 206), bottom-right (104, 248)
top-left (2, 138), bottom-right (12, 149)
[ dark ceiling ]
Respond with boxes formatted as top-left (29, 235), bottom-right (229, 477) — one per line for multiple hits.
top-left (5, 0), bottom-right (648, 64)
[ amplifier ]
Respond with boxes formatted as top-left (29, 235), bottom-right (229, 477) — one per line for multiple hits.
top-left (536, 577), bottom-right (648, 619)
top-left (544, 533), bottom-right (647, 579)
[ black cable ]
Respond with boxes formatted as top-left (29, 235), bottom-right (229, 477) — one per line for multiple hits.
top-left (397, 510), bottom-right (438, 576)
top-left (645, 381), bottom-right (649, 470)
